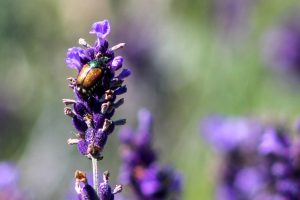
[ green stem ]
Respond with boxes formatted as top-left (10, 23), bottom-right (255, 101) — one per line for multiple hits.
top-left (92, 157), bottom-right (99, 196)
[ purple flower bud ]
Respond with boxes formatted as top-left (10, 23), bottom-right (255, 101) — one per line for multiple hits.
top-left (86, 97), bottom-right (101, 114)
top-left (111, 56), bottom-right (123, 71)
top-left (93, 114), bottom-right (105, 130)
top-left (77, 139), bottom-right (88, 156)
top-left (72, 115), bottom-right (88, 133)
top-left (65, 47), bottom-right (89, 71)
top-left (99, 183), bottom-right (113, 200)
top-left (95, 39), bottom-right (109, 54)
top-left (79, 184), bottom-right (99, 200)
top-left (85, 48), bottom-right (95, 60)
top-left (90, 20), bottom-right (110, 39)
top-left (259, 128), bottom-right (290, 157)
top-left (95, 130), bottom-right (108, 149)
top-left (74, 102), bottom-right (87, 117)
top-left (105, 50), bottom-right (115, 61)
top-left (114, 86), bottom-right (127, 95)
top-left (117, 69), bottom-right (131, 80)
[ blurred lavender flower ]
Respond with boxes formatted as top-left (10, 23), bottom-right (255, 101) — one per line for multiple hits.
top-left (0, 162), bottom-right (26, 200)
top-left (263, 12), bottom-right (300, 80)
top-left (201, 115), bottom-right (262, 152)
top-left (200, 116), bottom-right (300, 200)
top-left (63, 19), bottom-right (130, 160)
top-left (212, 0), bottom-right (255, 40)
top-left (119, 109), bottom-right (182, 200)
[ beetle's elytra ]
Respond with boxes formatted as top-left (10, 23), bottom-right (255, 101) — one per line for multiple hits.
top-left (76, 58), bottom-right (108, 97)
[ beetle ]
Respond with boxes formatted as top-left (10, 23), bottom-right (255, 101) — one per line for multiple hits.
top-left (76, 56), bottom-right (109, 97)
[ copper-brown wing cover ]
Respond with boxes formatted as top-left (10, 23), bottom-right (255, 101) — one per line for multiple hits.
top-left (76, 64), bottom-right (103, 89)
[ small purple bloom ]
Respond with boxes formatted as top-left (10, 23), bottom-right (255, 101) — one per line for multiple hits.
top-left (117, 69), bottom-right (131, 80)
top-left (258, 128), bottom-right (290, 157)
top-left (65, 47), bottom-right (90, 71)
top-left (90, 20), bottom-right (110, 39)
top-left (111, 56), bottom-right (123, 71)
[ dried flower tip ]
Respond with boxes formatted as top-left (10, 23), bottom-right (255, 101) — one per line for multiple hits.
top-left (62, 99), bottom-right (76, 105)
top-left (67, 138), bottom-right (80, 145)
top-left (113, 185), bottom-right (123, 194)
top-left (83, 114), bottom-right (93, 128)
top-left (111, 43), bottom-right (125, 51)
top-left (102, 119), bottom-right (112, 131)
top-left (103, 171), bottom-right (110, 182)
top-left (64, 107), bottom-right (75, 117)
top-left (101, 102), bottom-right (111, 114)
top-left (104, 90), bottom-right (114, 101)
top-left (78, 38), bottom-right (91, 48)
top-left (87, 144), bottom-right (102, 159)
top-left (75, 170), bottom-right (87, 183)
top-left (67, 77), bottom-right (76, 84)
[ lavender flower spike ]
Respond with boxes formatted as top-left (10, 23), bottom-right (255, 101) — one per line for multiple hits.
top-left (63, 19), bottom-right (130, 160)
top-left (119, 109), bottom-right (182, 200)
top-left (63, 19), bottom-right (129, 198)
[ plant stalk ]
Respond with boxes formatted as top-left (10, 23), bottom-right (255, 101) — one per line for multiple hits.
top-left (92, 157), bottom-right (99, 196)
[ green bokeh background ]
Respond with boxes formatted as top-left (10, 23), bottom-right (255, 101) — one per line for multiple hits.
top-left (1, 0), bottom-right (300, 199)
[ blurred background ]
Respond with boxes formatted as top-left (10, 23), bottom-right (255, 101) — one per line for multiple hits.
top-left (1, 0), bottom-right (300, 199)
